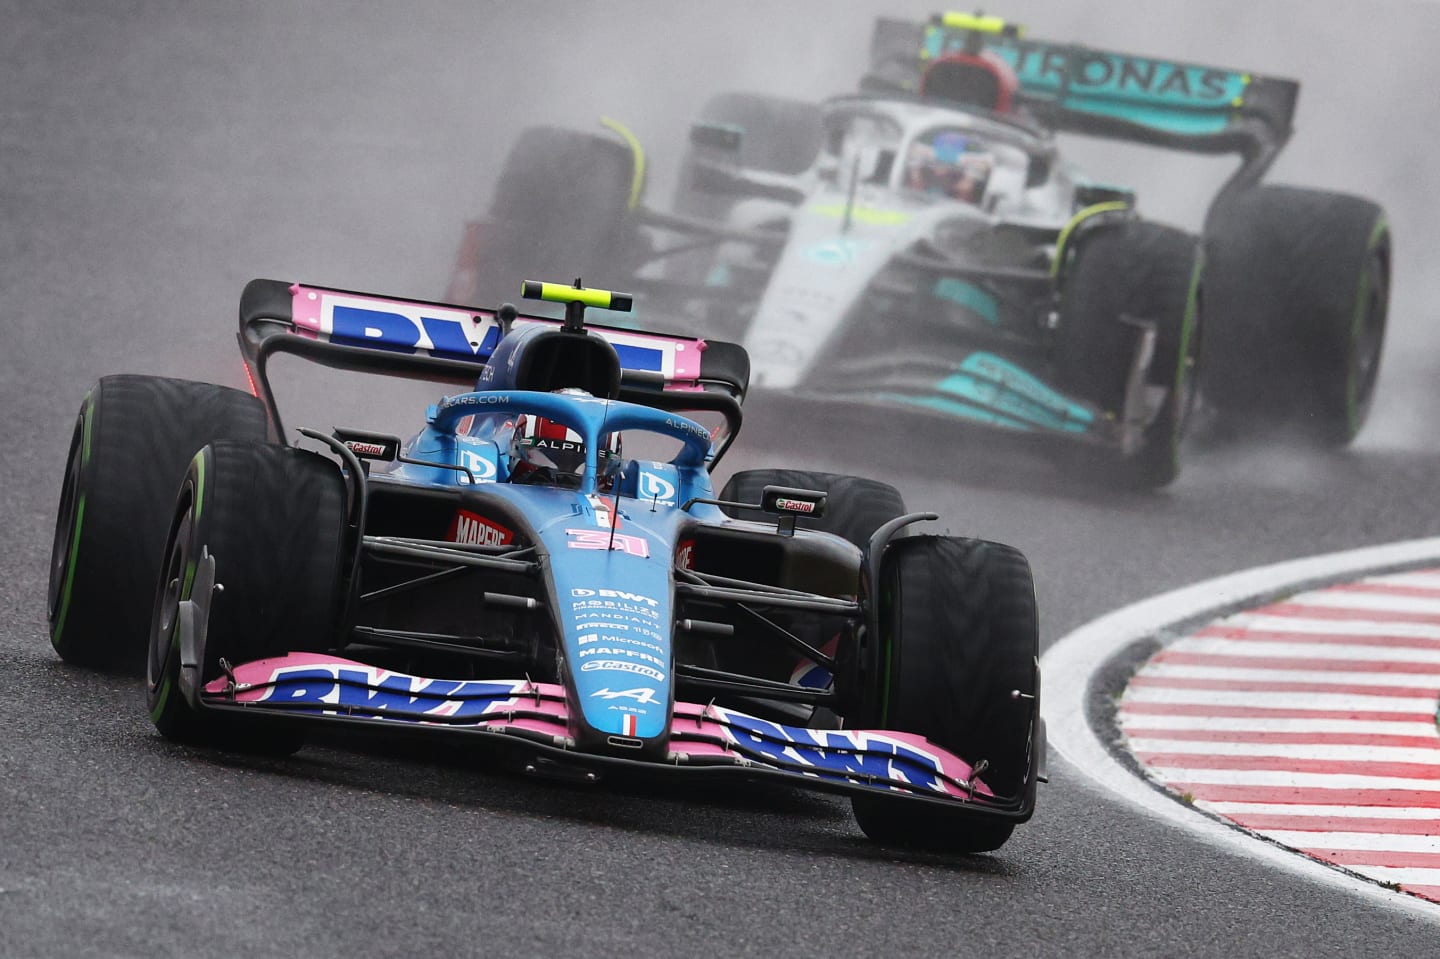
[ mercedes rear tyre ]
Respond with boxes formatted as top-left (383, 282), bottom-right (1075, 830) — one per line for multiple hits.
top-left (47, 375), bottom-right (268, 672)
top-left (1204, 185), bottom-right (1390, 445)
top-left (851, 536), bottom-right (1040, 854)
top-left (472, 125), bottom-right (639, 308)
top-left (147, 441), bottom-right (346, 753)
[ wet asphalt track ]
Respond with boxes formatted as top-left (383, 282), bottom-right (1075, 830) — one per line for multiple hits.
top-left (4, 2), bottom-right (1440, 956)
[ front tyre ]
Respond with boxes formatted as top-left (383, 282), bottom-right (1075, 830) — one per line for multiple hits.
top-left (47, 376), bottom-right (268, 672)
top-left (851, 537), bottom-right (1040, 854)
top-left (147, 441), bottom-right (346, 752)
top-left (1057, 221), bottom-right (1203, 489)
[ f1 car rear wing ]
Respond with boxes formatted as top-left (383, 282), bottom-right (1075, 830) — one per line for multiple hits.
top-left (864, 13), bottom-right (1298, 168)
top-left (236, 279), bottom-right (749, 460)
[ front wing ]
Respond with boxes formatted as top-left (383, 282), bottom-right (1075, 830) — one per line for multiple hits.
top-left (199, 653), bottom-right (1020, 816)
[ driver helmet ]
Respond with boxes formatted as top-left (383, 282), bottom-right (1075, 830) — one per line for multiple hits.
top-left (905, 130), bottom-right (994, 205)
top-left (509, 389), bottom-right (622, 489)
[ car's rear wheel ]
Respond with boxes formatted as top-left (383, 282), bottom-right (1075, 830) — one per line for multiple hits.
top-left (1056, 221), bottom-right (1203, 489)
top-left (47, 375), bottom-right (268, 672)
top-left (851, 536), bottom-right (1040, 854)
top-left (468, 125), bottom-right (638, 308)
top-left (1204, 185), bottom-right (1390, 445)
top-left (146, 441), bottom-right (346, 753)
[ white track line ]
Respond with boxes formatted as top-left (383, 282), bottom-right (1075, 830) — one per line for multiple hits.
top-left (1161, 639), bottom-right (1440, 663)
top-left (1040, 535), bottom-right (1440, 921)
top-left (1125, 740), bottom-right (1440, 763)
top-left (1138, 664), bottom-right (1440, 686)
top-left (1279, 591), bottom-right (1440, 614)
top-left (1224, 614), bottom-right (1440, 639)
top-left (1118, 716), bottom-right (1440, 735)
top-left (1121, 688), bottom-right (1435, 711)
top-left (1201, 803), bottom-right (1440, 820)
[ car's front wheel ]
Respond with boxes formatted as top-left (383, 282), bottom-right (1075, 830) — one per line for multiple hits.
top-left (147, 441), bottom-right (346, 753)
top-left (850, 536), bottom-right (1040, 854)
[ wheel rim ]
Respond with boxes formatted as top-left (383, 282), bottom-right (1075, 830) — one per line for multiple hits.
top-left (147, 487), bottom-right (194, 691)
top-left (47, 421), bottom-right (84, 623)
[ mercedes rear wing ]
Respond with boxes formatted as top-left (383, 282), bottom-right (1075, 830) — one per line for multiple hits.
top-left (864, 13), bottom-right (1298, 169)
top-left (236, 279), bottom-right (749, 458)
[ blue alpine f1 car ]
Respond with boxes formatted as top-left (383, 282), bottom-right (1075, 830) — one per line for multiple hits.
top-left (448, 12), bottom-right (1391, 488)
top-left (47, 277), bottom-right (1044, 853)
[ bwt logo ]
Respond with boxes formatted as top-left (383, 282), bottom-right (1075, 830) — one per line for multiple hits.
top-left (638, 471), bottom-right (677, 505)
top-left (457, 448), bottom-right (497, 483)
top-left (328, 303), bottom-right (501, 360)
top-left (571, 588), bottom-right (660, 607)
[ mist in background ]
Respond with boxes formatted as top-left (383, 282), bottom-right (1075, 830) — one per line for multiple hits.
top-left (3, 0), bottom-right (1436, 447)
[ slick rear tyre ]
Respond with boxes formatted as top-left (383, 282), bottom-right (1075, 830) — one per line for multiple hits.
top-left (476, 126), bottom-right (637, 307)
top-left (146, 441), bottom-right (346, 753)
top-left (1057, 221), bottom-right (1203, 489)
top-left (1204, 185), bottom-right (1390, 445)
top-left (718, 469), bottom-right (906, 550)
top-left (47, 376), bottom-right (268, 672)
top-left (852, 537), bottom-right (1040, 854)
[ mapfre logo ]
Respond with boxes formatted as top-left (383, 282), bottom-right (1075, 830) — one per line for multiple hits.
top-left (448, 510), bottom-right (513, 547)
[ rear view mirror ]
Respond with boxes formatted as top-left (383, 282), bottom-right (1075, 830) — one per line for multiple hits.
top-left (690, 121), bottom-right (743, 153)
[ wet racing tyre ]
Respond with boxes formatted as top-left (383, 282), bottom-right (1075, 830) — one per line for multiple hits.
top-left (47, 375), bottom-right (269, 672)
top-left (718, 468), bottom-right (906, 549)
top-left (1057, 220), bottom-right (1203, 489)
top-left (146, 441), bottom-right (346, 753)
top-left (851, 536), bottom-right (1040, 854)
top-left (472, 125), bottom-right (638, 307)
top-left (1203, 185), bottom-right (1390, 445)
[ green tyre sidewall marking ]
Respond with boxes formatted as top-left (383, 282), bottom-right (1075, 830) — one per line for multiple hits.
top-left (51, 395), bottom-right (94, 651)
top-left (1343, 216), bottom-right (1389, 438)
top-left (149, 450), bottom-right (205, 724)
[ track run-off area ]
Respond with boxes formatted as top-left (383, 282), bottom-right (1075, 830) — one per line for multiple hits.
top-left (1045, 537), bottom-right (1440, 921)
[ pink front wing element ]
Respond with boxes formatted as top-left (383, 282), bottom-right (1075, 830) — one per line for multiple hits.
top-left (204, 655), bottom-right (993, 799)
top-left (669, 701), bottom-right (993, 799)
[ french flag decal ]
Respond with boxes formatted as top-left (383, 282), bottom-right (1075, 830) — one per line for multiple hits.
top-left (621, 714), bottom-right (638, 736)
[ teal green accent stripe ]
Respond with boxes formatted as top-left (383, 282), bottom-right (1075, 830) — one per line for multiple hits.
top-left (942, 353), bottom-right (1095, 432)
top-left (932, 278), bottom-right (999, 325)
top-left (879, 392), bottom-right (1036, 431)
